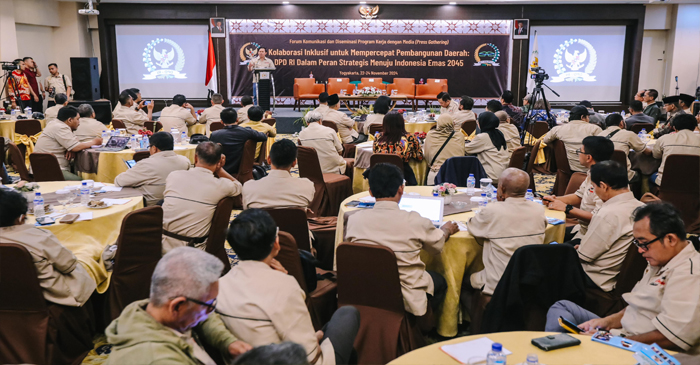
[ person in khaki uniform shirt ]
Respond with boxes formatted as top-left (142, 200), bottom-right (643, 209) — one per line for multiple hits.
top-left (362, 95), bottom-right (391, 135)
top-left (199, 93), bottom-right (225, 135)
top-left (313, 92), bottom-right (331, 120)
top-left (44, 63), bottom-right (72, 102)
top-left (243, 139), bottom-right (314, 209)
top-left (114, 132), bottom-right (191, 206)
top-left (44, 93), bottom-right (68, 122)
top-left (453, 96), bottom-right (478, 130)
top-left (236, 96), bottom-right (254, 125)
top-left (113, 91), bottom-right (154, 135)
top-left (544, 136), bottom-right (613, 241)
top-left (649, 114), bottom-right (700, 186)
top-left (298, 111), bottom-right (349, 175)
top-left (542, 105), bottom-right (602, 172)
top-left (159, 94), bottom-right (198, 135)
top-left (437, 92), bottom-right (459, 115)
top-left (345, 163), bottom-right (459, 316)
top-left (424, 114), bottom-right (465, 185)
top-left (469, 168), bottom-right (548, 295)
top-left (597, 113), bottom-right (647, 181)
top-left (34, 106), bottom-right (103, 180)
top-left (575, 161), bottom-right (645, 292)
top-left (239, 106), bottom-right (277, 159)
top-left (324, 94), bottom-right (365, 144)
top-left (546, 202), bottom-right (700, 353)
top-left (465, 112), bottom-right (510, 185)
top-left (74, 104), bottom-right (107, 142)
top-left (217, 209), bottom-right (360, 365)
top-left (495, 111), bottom-right (522, 155)
top-left (161, 142), bottom-right (242, 252)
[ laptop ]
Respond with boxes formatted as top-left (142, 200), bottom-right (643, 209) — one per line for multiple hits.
top-left (398, 196), bottom-right (444, 227)
top-left (96, 136), bottom-right (130, 152)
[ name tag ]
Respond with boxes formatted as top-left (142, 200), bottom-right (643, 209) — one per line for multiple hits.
top-left (336, 78), bottom-right (343, 82)
top-left (259, 72), bottom-right (270, 80)
top-left (368, 78), bottom-right (375, 82)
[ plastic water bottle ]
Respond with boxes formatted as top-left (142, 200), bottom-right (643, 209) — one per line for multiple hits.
top-left (309, 72), bottom-right (314, 79)
top-left (525, 354), bottom-right (539, 365)
top-left (621, 110), bottom-right (626, 118)
top-left (181, 131), bottom-right (188, 145)
top-left (142, 136), bottom-right (150, 149)
top-left (479, 192), bottom-right (488, 209)
top-left (111, 130), bottom-right (119, 138)
top-left (486, 343), bottom-right (506, 365)
top-left (33, 192), bottom-right (45, 218)
top-left (525, 189), bottom-right (534, 201)
top-left (101, 130), bottom-right (110, 145)
top-left (171, 128), bottom-right (180, 143)
top-left (80, 182), bottom-right (90, 206)
top-left (466, 174), bottom-right (476, 196)
top-left (127, 135), bottom-right (136, 149)
top-left (484, 182), bottom-right (495, 203)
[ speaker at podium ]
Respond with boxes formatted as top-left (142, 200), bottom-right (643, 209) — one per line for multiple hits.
top-left (70, 57), bottom-right (100, 101)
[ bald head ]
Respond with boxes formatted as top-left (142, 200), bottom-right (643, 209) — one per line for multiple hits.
top-left (498, 168), bottom-right (530, 199)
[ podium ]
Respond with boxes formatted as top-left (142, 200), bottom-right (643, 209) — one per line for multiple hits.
top-left (253, 68), bottom-right (276, 112)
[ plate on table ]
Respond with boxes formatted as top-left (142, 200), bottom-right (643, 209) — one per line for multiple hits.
top-left (87, 200), bottom-right (113, 209)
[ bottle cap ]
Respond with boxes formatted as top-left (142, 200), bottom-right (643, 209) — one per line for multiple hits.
top-left (82, 182), bottom-right (87, 186)
top-left (469, 173), bottom-right (474, 176)
top-left (35, 192), bottom-right (41, 196)
top-left (491, 343), bottom-right (502, 351)
top-left (527, 189), bottom-right (532, 192)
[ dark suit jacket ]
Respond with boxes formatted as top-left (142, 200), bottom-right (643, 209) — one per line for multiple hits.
top-left (643, 104), bottom-right (662, 123)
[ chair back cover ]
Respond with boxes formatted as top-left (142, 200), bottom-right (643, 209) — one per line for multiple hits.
top-left (435, 156), bottom-right (487, 187)
top-left (111, 119), bottom-right (126, 130)
top-left (209, 122), bottom-right (224, 133)
top-left (14, 119), bottom-right (42, 136)
top-left (235, 140), bottom-right (257, 184)
top-left (508, 146), bottom-right (528, 169)
top-left (132, 151), bottom-right (150, 162)
top-left (29, 153), bottom-right (65, 182)
top-left (658, 154), bottom-right (700, 229)
top-left (205, 197), bottom-right (235, 275)
top-left (275, 231), bottom-right (308, 292)
top-left (263, 207), bottom-right (311, 251)
top-left (7, 143), bottom-right (32, 181)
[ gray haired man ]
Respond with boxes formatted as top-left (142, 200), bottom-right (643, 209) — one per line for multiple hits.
top-left (105, 247), bottom-right (252, 364)
top-left (74, 104), bottom-right (107, 143)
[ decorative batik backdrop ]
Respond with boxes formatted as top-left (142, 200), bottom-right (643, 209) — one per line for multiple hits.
top-left (228, 19), bottom-right (512, 104)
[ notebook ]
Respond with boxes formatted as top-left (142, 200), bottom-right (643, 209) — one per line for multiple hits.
top-left (398, 196), bottom-right (444, 227)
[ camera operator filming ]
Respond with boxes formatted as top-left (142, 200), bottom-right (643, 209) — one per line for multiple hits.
top-left (2, 59), bottom-right (38, 112)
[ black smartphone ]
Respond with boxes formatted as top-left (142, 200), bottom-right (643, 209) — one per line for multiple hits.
top-left (36, 216), bottom-right (56, 225)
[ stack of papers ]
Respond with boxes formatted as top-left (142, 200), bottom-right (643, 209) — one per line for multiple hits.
top-left (441, 337), bottom-right (512, 364)
top-left (101, 198), bottom-right (131, 205)
top-left (100, 186), bottom-right (123, 192)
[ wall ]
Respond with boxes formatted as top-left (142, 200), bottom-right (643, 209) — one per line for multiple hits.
top-left (665, 4), bottom-right (700, 97)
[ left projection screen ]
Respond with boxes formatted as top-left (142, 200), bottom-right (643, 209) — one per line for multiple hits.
top-left (116, 25), bottom-right (210, 99)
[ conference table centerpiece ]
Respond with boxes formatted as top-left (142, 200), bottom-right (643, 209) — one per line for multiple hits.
top-left (357, 86), bottom-right (382, 97)
top-left (433, 183), bottom-right (457, 204)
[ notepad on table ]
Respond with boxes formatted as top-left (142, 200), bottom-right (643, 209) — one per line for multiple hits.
top-left (440, 337), bottom-right (512, 364)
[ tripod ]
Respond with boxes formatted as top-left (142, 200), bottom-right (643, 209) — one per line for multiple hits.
top-left (0, 69), bottom-right (26, 112)
top-left (522, 81), bottom-right (559, 145)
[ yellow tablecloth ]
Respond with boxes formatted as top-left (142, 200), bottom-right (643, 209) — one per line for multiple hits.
top-left (405, 122), bottom-right (436, 134)
top-left (22, 181), bottom-right (144, 293)
top-left (389, 331), bottom-right (662, 365)
top-left (78, 145), bottom-right (197, 183)
top-left (335, 186), bottom-right (566, 337)
top-left (352, 160), bottom-right (427, 193)
top-left (188, 123), bottom-right (206, 136)
top-left (0, 118), bottom-right (47, 139)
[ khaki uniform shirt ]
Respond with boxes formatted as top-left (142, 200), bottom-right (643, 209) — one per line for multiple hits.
top-left (238, 120), bottom-right (277, 158)
top-left (74, 117), bottom-right (106, 143)
top-left (324, 108), bottom-right (359, 143)
top-left (242, 170), bottom-right (315, 209)
top-left (44, 104), bottom-right (63, 122)
top-left (498, 123), bottom-right (521, 155)
top-left (113, 104), bottom-right (150, 135)
top-left (440, 100), bottom-right (459, 115)
top-left (468, 197), bottom-right (548, 295)
top-left (298, 122), bottom-right (346, 174)
top-left (620, 243), bottom-right (700, 351)
top-left (573, 171), bottom-right (603, 237)
top-left (597, 127), bottom-right (647, 180)
top-left (114, 151), bottom-right (191, 206)
top-left (453, 110), bottom-right (476, 130)
top-left (34, 121), bottom-right (80, 170)
top-left (44, 73), bottom-right (72, 97)
top-left (159, 105), bottom-right (197, 135)
top-left (345, 201), bottom-right (446, 316)
top-left (218, 261), bottom-right (335, 365)
top-left (652, 129), bottom-right (700, 185)
top-left (542, 120), bottom-right (602, 172)
top-left (237, 105), bottom-right (253, 124)
top-left (423, 131), bottom-right (465, 173)
top-left (464, 133), bottom-right (510, 185)
top-left (161, 167), bottom-right (242, 252)
top-left (249, 57), bottom-right (276, 83)
top-left (198, 104), bottom-right (225, 135)
top-left (313, 104), bottom-right (331, 119)
top-left (577, 192), bottom-right (644, 292)
top-left (363, 113), bottom-right (385, 135)
top-left (0, 225), bottom-right (95, 306)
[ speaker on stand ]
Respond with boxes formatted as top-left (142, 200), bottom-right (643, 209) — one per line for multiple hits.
top-left (70, 57), bottom-right (100, 101)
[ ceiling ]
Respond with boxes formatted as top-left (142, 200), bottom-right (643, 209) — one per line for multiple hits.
top-left (95, 0), bottom-right (700, 4)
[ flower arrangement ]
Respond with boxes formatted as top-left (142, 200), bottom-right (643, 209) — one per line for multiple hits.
top-left (137, 129), bottom-right (154, 136)
top-left (413, 131), bottom-right (427, 143)
top-left (358, 86), bottom-right (382, 97)
top-left (351, 105), bottom-right (373, 118)
top-left (397, 108), bottom-right (406, 115)
top-left (433, 182), bottom-right (457, 197)
top-left (14, 181), bottom-right (40, 192)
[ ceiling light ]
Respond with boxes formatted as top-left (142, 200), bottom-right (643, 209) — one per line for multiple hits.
top-left (449, 1), bottom-right (457, 4)
top-left (360, 1), bottom-right (367, 3)
top-left (282, 1), bottom-right (289, 3)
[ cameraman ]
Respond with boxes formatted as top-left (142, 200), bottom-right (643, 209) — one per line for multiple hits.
top-left (5, 59), bottom-right (38, 111)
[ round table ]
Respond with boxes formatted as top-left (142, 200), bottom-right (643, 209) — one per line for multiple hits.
top-left (188, 123), bottom-right (206, 136)
top-left (334, 186), bottom-right (566, 337)
top-left (405, 121), bottom-right (436, 134)
top-left (389, 331), bottom-right (652, 364)
top-left (0, 118), bottom-right (47, 139)
top-left (23, 181), bottom-right (145, 292)
top-left (352, 141), bottom-right (428, 193)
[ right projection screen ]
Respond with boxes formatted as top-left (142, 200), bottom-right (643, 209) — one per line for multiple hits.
top-left (529, 25), bottom-right (627, 102)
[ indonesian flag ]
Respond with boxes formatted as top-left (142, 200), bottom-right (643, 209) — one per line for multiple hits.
top-left (205, 31), bottom-right (217, 92)
top-left (526, 30), bottom-right (538, 92)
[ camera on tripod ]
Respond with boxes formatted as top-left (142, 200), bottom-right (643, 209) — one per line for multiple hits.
top-left (530, 67), bottom-right (549, 85)
top-left (1, 60), bottom-right (20, 71)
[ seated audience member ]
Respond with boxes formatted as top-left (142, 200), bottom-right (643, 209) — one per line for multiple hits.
top-left (544, 136), bottom-right (614, 241)
top-left (597, 113), bottom-right (646, 181)
top-left (199, 93), bottom-right (226, 134)
top-left (424, 114), bottom-right (464, 185)
top-left (345, 163), bottom-right (459, 316)
top-left (495, 110), bottom-right (521, 155)
top-left (486, 99), bottom-right (503, 113)
top-left (438, 92), bottom-right (459, 115)
top-left (159, 94), bottom-right (198, 135)
top-left (106, 247), bottom-right (251, 364)
top-left (312, 92), bottom-right (330, 119)
top-left (649, 114), bottom-right (700, 187)
top-left (74, 103), bottom-right (106, 142)
top-left (464, 112), bottom-right (510, 185)
top-left (625, 100), bottom-right (655, 127)
top-left (546, 202), bottom-right (700, 353)
top-left (468, 168), bottom-right (547, 295)
top-left (525, 98), bottom-right (557, 129)
top-left (233, 342), bottom-right (309, 365)
top-left (242, 139), bottom-right (315, 209)
top-left (209, 108), bottom-right (268, 176)
top-left (635, 89), bottom-right (647, 104)
top-left (453, 95), bottom-right (477, 130)
top-left (373, 112), bottom-right (424, 185)
top-left (642, 89), bottom-right (662, 123)
top-left (324, 93), bottom-right (367, 144)
top-left (161, 142), bottom-right (242, 252)
top-left (239, 106), bottom-right (277, 159)
top-left (679, 93), bottom-right (695, 115)
top-left (114, 132), bottom-right (191, 206)
top-left (500, 90), bottom-right (523, 127)
top-left (542, 105), bottom-right (602, 172)
top-left (237, 96), bottom-right (254, 124)
top-left (580, 100), bottom-right (605, 129)
top-left (654, 95), bottom-right (686, 138)
top-left (521, 94), bottom-right (532, 114)
top-left (34, 106), bottom-right (102, 180)
top-left (44, 93), bottom-right (68, 121)
top-left (363, 95), bottom-right (391, 135)
top-left (113, 90), bottom-right (154, 135)
top-left (113, 88), bottom-right (143, 111)
top-left (573, 161), bottom-right (645, 292)
top-left (298, 111), bottom-right (352, 176)
top-left (218, 209), bottom-right (360, 365)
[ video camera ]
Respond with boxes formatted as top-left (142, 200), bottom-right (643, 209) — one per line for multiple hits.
top-left (1, 60), bottom-right (20, 71)
top-left (530, 67), bottom-right (549, 85)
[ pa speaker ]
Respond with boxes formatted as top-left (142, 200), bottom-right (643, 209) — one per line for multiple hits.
top-left (70, 57), bottom-right (100, 101)
top-left (67, 100), bottom-right (113, 125)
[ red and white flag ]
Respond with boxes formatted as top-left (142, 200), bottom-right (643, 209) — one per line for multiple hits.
top-left (205, 31), bottom-right (217, 92)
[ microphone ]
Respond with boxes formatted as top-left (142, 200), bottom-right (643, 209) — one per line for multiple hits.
top-left (675, 76), bottom-right (678, 82)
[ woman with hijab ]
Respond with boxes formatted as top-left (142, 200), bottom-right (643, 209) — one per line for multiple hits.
top-left (373, 112), bottom-right (424, 185)
top-left (424, 114), bottom-right (465, 185)
top-left (363, 95), bottom-right (391, 135)
top-left (464, 111), bottom-right (510, 184)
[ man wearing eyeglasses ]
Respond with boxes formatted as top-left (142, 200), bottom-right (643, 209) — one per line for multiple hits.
top-left (106, 247), bottom-right (252, 364)
top-left (545, 202), bottom-right (700, 353)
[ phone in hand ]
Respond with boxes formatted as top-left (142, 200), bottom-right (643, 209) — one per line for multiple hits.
top-left (559, 316), bottom-right (583, 334)
top-left (144, 100), bottom-right (151, 106)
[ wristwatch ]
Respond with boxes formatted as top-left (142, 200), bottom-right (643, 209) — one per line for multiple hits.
top-left (565, 204), bottom-right (574, 215)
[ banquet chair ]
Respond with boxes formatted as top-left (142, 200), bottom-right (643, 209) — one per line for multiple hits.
top-left (507, 146), bottom-right (528, 170)
top-left (293, 78), bottom-right (325, 111)
top-left (143, 121), bottom-right (163, 133)
top-left (357, 77), bottom-right (386, 91)
top-left (414, 79), bottom-right (448, 110)
top-left (370, 153), bottom-right (404, 173)
top-left (461, 120), bottom-right (477, 136)
top-left (611, 150), bottom-right (627, 168)
top-left (564, 172), bottom-right (587, 196)
top-left (629, 122), bottom-right (654, 134)
top-left (14, 119), bottom-right (43, 159)
top-left (322, 120), bottom-right (338, 132)
top-left (321, 121), bottom-right (356, 157)
top-left (524, 141), bottom-right (541, 192)
top-left (434, 156), bottom-right (487, 187)
top-left (132, 151), bottom-right (150, 162)
top-left (209, 122), bottom-right (224, 133)
top-left (551, 139), bottom-right (573, 196)
top-left (276, 231), bottom-right (338, 331)
top-left (105, 206), bottom-right (163, 321)
top-left (0, 139), bottom-right (9, 185)
top-left (235, 140), bottom-right (257, 185)
top-left (336, 242), bottom-right (426, 364)
top-left (204, 196), bottom-right (235, 276)
top-left (531, 121), bottom-right (550, 140)
top-left (297, 146), bottom-right (352, 217)
top-left (327, 77), bottom-right (354, 96)
top-left (263, 207), bottom-right (311, 251)
top-left (255, 139), bottom-right (268, 166)
top-left (29, 153), bottom-right (65, 182)
top-left (6, 143), bottom-right (32, 181)
top-left (261, 117), bottom-right (276, 127)
top-left (658, 155), bottom-right (700, 230)
top-left (111, 119), bottom-right (126, 130)
top-left (368, 124), bottom-right (383, 136)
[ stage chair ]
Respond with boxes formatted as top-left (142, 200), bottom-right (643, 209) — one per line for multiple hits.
top-left (629, 122), bottom-right (654, 134)
top-left (29, 153), bottom-right (65, 182)
top-left (551, 139), bottom-right (573, 196)
top-left (357, 77), bottom-right (386, 91)
top-left (205, 197), bottom-right (235, 276)
top-left (387, 78), bottom-right (416, 108)
top-left (297, 146), bottom-right (352, 217)
top-left (327, 77), bottom-right (355, 95)
top-left (293, 78), bottom-right (325, 111)
top-left (414, 79), bottom-right (448, 110)
top-left (370, 153), bottom-right (403, 173)
top-left (461, 120), bottom-right (477, 136)
top-left (209, 122), bottom-right (224, 133)
top-left (111, 119), bottom-right (126, 130)
top-left (6, 143), bottom-right (32, 181)
top-left (508, 146), bottom-right (528, 170)
top-left (143, 121), bottom-right (163, 133)
top-left (658, 155), bottom-right (700, 230)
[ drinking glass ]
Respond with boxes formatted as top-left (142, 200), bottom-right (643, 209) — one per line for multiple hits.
top-left (55, 189), bottom-right (71, 213)
top-left (340, 89), bottom-right (346, 96)
top-left (68, 188), bottom-right (79, 208)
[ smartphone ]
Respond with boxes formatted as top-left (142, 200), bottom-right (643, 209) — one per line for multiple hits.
top-left (559, 316), bottom-right (583, 334)
top-left (60, 214), bottom-right (80, 224)
top-left (36, 216), bottom-right (56, 226)
top-left (531, 333), bottom-right (581, 351)
top-left (123, 159), bottom-right (137, 169)
top-left (145, 100), bottom-right (152, 105)
top-left (345, 201), bottom-right (361, 207)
